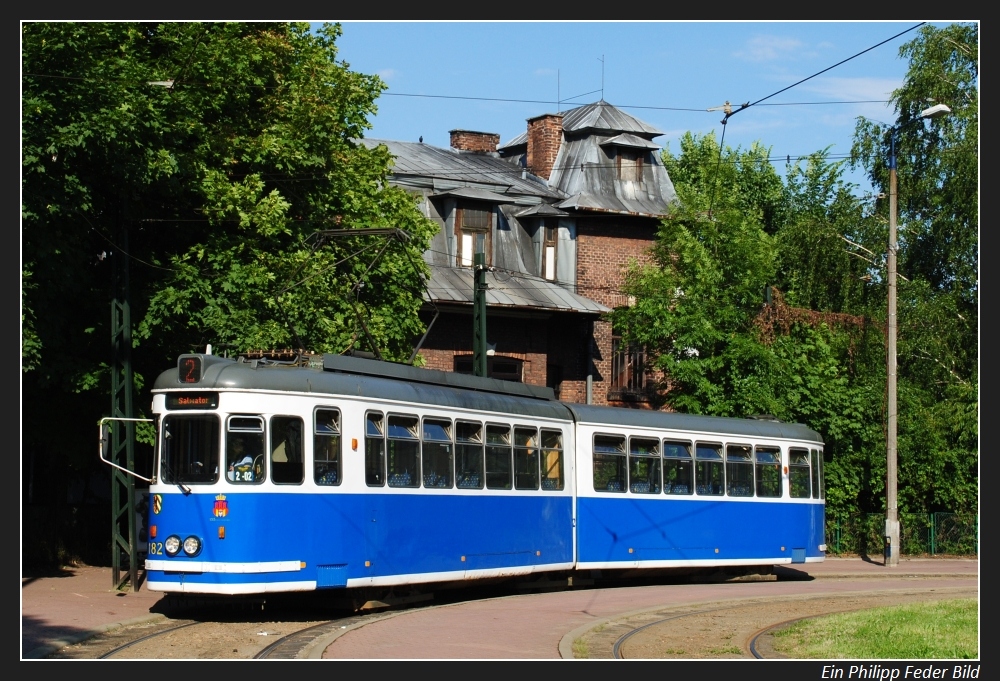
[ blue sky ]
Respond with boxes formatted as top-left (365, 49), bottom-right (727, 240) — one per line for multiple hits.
top-left (326, 21), bottom-right (965, 196)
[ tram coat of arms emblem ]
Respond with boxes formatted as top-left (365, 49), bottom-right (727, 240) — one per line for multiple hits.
top-left (152, 494), bottom-right (162, 515)
top-left (214, 494), bottom-right (228, 518)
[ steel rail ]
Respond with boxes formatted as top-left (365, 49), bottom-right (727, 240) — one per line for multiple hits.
top-left (98, 621), bottom-right (200, 659)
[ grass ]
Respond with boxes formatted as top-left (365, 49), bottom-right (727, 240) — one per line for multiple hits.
top-left (708, 645), bottom-right (744, 655)
top-left (771, 599), bottom-right (978, 659)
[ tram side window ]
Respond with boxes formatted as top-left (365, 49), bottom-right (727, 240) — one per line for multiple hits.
top-left (161, 414), bottom-right (219, 484)
top-left (755, 446), bottom-right (781, 498)
top-left (540, 429), bottom-right (564, 491)
top-left (485, 424), bottom-right (512, 490)
top-left (387, 414), bottom-right (420, 488)
top-left (811, 449), bottom-right (824, 499)
top-left (313, 409), bottom-right (341, 486)
top-left (422, 418), bottom-right (453, 488)
top-left (456, 421), bottom-right (485, 489)
top-left (695, 443), bottom-right (724, 496)
top-left (514, 426), bottom-right (539, 490)
top-left (593, 434), bottom-right (626, 493)
top-left (227, 416), bottom-right (265, 484)
top-left (270, 415), bottom-right (304, 485)
top-left (789, 448), bottom-right (811, 498)
top-left (663, 440), bottom-right (693, 495)
top-left (726, 445), bottom-right (753, 497)
top-left (365, 412), bottom-right (385, 487)
top-left (629, 437), bottom-right (661, 494)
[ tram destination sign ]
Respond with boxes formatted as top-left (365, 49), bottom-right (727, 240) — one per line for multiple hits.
top-left (166, 392), bottom-right (219, 410)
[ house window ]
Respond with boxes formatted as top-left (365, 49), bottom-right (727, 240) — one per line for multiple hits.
top-left (455, 355), bottom-right (523, 382)
top-left (456, 203), bottom-right (492, 267)
top-left (616, 149), bottom-right (644, 182)
top-left (610, 330), bottom-right (649, 398)
top-left (543, 223), bottom-right (557, 281)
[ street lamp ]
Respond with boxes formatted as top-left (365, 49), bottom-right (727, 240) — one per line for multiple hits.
top-left (885, 103), bottom-right (950, 567)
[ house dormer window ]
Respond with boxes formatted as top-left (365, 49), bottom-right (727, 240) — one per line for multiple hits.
top-left (543, 223), bottom-right (557, 281)
top-left (456, 202), bottom-right (492, 267)
top-left (617, 149), bottom-right (644, 182)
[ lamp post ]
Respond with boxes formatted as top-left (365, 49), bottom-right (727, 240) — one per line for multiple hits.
top-left (885, 103), bottom-right (950, 567)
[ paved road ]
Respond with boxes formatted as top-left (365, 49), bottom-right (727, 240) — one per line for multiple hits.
top-left (22, 557), bottom-right (978, 659)
top-left (312, 562), bottom-right (978, 659)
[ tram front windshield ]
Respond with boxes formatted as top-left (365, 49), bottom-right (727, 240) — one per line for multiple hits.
top-left (161, 414), bottom-right (220, 484)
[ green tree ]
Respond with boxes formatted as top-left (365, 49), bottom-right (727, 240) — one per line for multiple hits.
top-left (615, 133), bottom-right (894, 522)
top-left (615, 55), bottom-right (978, 524)
top-left (616, 133), bottom-right (785, 416)
top-left (777, 149), bottom-right (880, 315)
top-left (21, 22), bottom-right (437, 565)
top-left (851, 23), bottom-right (978, 517)
top-left (852, 23), bottom-right (978, 308)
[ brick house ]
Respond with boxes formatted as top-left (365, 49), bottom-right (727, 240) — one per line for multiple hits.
top-left (360, 100), bottom-right (676, 406)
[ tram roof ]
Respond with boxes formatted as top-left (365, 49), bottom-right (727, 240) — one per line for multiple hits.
top-left (155, 355), bottom-right (823, 443)
top-left (153, 354), bottom-right (572, 421)
top-left (564, 402), bottom-right (824, 444)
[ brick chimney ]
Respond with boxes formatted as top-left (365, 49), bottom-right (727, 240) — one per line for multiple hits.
top-left (526, 113), bottom-right (563, 180)
top-left (449, 129), bottom-right (500, 153)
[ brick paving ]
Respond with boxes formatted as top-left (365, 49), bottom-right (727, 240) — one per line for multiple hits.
top-left (21, 566), bottom-right (164, 659)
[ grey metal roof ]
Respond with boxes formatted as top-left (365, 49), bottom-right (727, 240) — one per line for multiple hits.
top-left (600, 133), bottom-right (661, 150)
top-left (565, 402), bottom-right (824, 444)
top-left (513, 203), bottom-right (570, 218)
top-left (155, 354), bottom-right (822, 442)
top-left (549, 136), bottom-right (677, 217)
top-left (560, 100), bottom-right (664, 137)
top-left (322, 353), bottom-right (555, 401)
top-left (493, 102), bottom-right (676, 217)
top-left (498, 130), bottom-right (527, 151)
top-left (430, 187), bottom-right (520, 203)
top-left (424, 264), bottom-right (609, 315)
top-left (498, 101), bottom-right (663, 150)
top-left (153, 354), bottom-right (570, 419)
top-left (555, 192), bottom-right (671, 217)
top-left (361, 138), bottom-right (563, 200)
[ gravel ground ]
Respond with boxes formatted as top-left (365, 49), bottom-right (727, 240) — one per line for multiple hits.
top-left (50, 616), bottom-right (331, 659)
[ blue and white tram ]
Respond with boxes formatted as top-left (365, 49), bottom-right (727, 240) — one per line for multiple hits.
top-left (143, 352), bottom-right (825, 596)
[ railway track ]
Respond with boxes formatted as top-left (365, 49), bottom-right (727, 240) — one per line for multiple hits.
top-left (609, 607), bottom-right (813, 659)
top-left (747, 615), bottom-right (819, 659)
top-left (98, 621), bottom-right (200, 659)
top-left (82, 611), bottom-right (390, 660)
top-left (85, 604), bottom-right (418, 660)
top-left (602, 587), bottom-right (978, 659)
top-left (62, 584), bottom-right (495, 659)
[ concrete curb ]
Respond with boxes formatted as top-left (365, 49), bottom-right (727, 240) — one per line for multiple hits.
top-left (301, 610), bottom-right (414, 659)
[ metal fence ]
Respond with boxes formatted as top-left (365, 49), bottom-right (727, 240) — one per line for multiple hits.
top-left (826, 513), bottom-right (978, 557)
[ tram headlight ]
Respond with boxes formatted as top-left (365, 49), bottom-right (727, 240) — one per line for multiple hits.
top-left (164, 535), bottom-right (181, 556)
top-left (183, 535), bottom-right (202, 557)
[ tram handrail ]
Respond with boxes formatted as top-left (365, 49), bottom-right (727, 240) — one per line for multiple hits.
top-left (98, 416), bottom-right (154, 483)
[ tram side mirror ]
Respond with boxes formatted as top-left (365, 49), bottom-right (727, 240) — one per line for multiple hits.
top-left (100, 423), bottom-right (111, 459)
